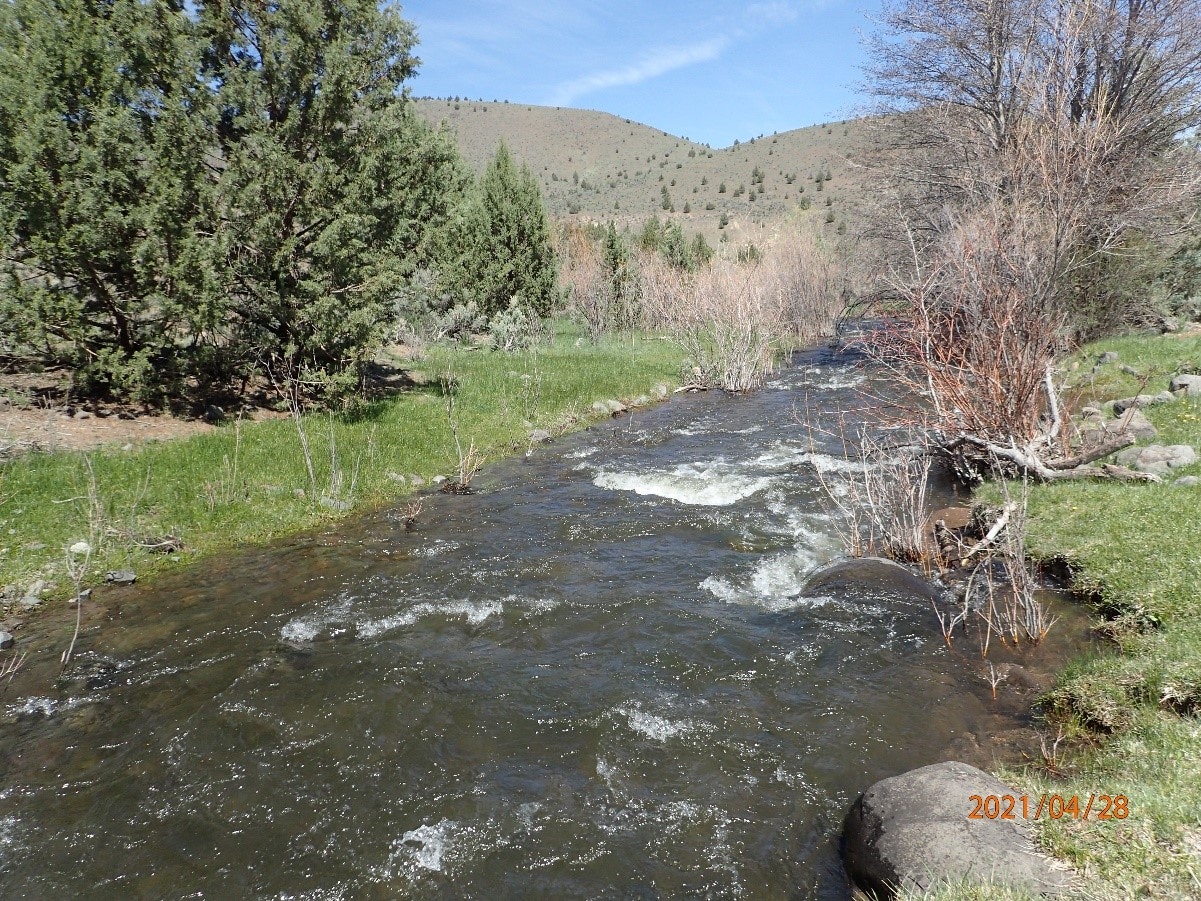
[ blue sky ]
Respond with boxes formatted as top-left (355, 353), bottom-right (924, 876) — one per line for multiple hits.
top-left (400, 0), bottom-right (881, 149)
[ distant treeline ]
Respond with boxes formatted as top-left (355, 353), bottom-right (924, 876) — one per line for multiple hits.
top-left (0, 0), bottom-right (557, 404)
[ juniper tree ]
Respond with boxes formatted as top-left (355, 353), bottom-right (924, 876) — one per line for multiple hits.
top-left (196, 0), bottom-right (466, 396)
top-left (443, 142), bottom-right (558, 320)
top-left (0, 0), bottom-right (212, 400)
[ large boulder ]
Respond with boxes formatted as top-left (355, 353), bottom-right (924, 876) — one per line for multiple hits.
top-left (801, 557), bottom-right (941, 602)
top-left (842, 761), bottom-right (1072, 898)
top-left (1114, 444), bottom-right (1198, 475)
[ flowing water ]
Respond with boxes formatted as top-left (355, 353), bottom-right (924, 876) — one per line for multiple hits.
top-left (0, 347), bottom-right (1086, 899)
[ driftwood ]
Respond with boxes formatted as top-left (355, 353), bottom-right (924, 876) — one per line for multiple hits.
top-left (961, 502), bottom-right (1016, 564)
top-left (945, 429), bottom-right (1153, 483)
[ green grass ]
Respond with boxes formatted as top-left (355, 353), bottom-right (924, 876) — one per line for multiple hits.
top-left (958, 333), bottom-right (1201, 900)
top-left (0, 321), bottom-right (685, 602)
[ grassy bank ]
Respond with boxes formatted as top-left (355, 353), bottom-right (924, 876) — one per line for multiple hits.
top-left (0, 322), bottom-right (685, 605)
top-left (971, 333), bottom-right (1201, 899)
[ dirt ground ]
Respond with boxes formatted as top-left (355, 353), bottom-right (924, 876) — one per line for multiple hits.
top-left (0, 370), bottom-right (218, 455)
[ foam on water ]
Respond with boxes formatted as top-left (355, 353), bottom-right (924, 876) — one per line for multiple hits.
top-left (593, 460), bottom-right (772, 506)
top-left (357, 599), bottom-right (504, 638)
top-left (279, 593), bottom-right (357, 644)
top-left (614, 704), bottom-right (698, 742)
top-left (400, 820), bottom-right (456, 872)
top-left (701, 548), bottom-right (834, 610)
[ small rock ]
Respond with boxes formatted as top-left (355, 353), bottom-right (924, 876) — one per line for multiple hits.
top-left (20, 598), bottom-right (42, 611)
top-left (409, 475), bottom-right (425, 487)
top-left (293, 488), bottom-right (306, 498)
top-left (1173, 476), bottom-right (1200, 487)
top-left (74, 410), bottom-right (92, 420)
top-left (655, 384), bottom-right (670, 398)
top-left (117, 411), bottom-right (135, 421)
top-left (1161, 316), bottom-right (1181, 334)
top-left (121, 443), bottom-right (134, 452)
top-left (0, 631), bottom-right (13, 650)
top-left (1097, 351), bottom-right (1120, 364)
top-left (385, 471), bottom-right (407, 484)
top-left (431, 475), bottom-right (446, 484)
top-left (1169, 374), bottom-right (1201, 396)
top-left (103, 570), bottom-right (137, 585)
top-left (632, 394), bottom-right (651, 407)
top-left (1080, 406), bottom-right (1102, 419)
top-left (23, 579), bottom-right (46, 601)
top-left (204, 404), bottom-right (225, 423)
top-left (23, 541), bottom-right (46, 552)
top-left (1119, 364), bottom-right (1140, 377)
top-left (527, 429), bottom-right (553, 444)
top-left (1115, 444), bottom-right (1198, 475)
top-left (317, 495), bottom-right (351, 512)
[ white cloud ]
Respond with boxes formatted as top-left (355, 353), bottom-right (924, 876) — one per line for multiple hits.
top-left (546, 38), bottom-right (729, 106)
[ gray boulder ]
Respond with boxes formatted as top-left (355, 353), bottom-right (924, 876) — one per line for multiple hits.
top-left (1078, 409), bottom-right (1157, 441)
top-left (527, 429), bottom-right (553, 444)
top-left (1169, 374), bottom-right (1201, 396)
top-left (0, 631), bottom-right (13, 650)
top-left (1173, 476), bottom-right (1200, 487)
top-left (842, 761), bottom-right (1072, 897)
top-left (1115, 444), bottom-right (1198, 475)
top-left (103, 570), bottom-right (137, 585)
top-left (591, 399), bottom-right (627, 416)
top-left (1112, 392), bottom-right (1175, 415)
top-left (1096, 351), bottom-right (1120, 365)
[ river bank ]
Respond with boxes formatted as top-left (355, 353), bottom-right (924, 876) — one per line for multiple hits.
top-left (956, 332), bottom-right (1201, 901)
top-left (0, 322), bottom-right (686, 629)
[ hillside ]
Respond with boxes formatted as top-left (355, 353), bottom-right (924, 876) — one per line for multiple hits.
top-left (413, 98), bottom-right (870, 246)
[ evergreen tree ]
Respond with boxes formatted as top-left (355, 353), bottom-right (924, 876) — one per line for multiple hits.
top-left (196, 0), bottom-right (464, 395)
top-left (0, 0), bottom-right (212, 400)
top-left (445, 142), bottom-right (558, 320)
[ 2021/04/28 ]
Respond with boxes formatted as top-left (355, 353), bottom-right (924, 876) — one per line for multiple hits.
top-left (968, 794), bottom-right (1129, 821)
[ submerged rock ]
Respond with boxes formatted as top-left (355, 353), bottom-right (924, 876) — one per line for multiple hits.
top-left (842, 761), bottom-right (1072, 898)
top-left (802, 557), bottom-right (941, 603)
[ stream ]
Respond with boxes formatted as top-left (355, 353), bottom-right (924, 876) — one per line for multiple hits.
top-left (0, 345), bottom-right (1087, 899)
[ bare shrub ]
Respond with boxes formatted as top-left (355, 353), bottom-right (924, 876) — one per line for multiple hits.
top-left (809, 423), bottom-right (938, 568)
top-left (641, 227), bottom-right (848, 392)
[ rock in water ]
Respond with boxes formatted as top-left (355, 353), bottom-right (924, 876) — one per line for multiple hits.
top-left (842, 761), bottom-right (1072, 897)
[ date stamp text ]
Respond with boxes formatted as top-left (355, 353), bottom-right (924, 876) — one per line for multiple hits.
top-left (968, 794), bottom-right (1129, 821)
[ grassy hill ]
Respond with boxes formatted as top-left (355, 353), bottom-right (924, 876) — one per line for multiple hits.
top-left (413, 98), bottom-right (870, 247)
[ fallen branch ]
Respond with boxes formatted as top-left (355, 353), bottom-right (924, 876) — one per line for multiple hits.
top-left (961, 502), bottom-right (1016, 564)
top-left (1048, 433), bottom-right (1136, 469)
